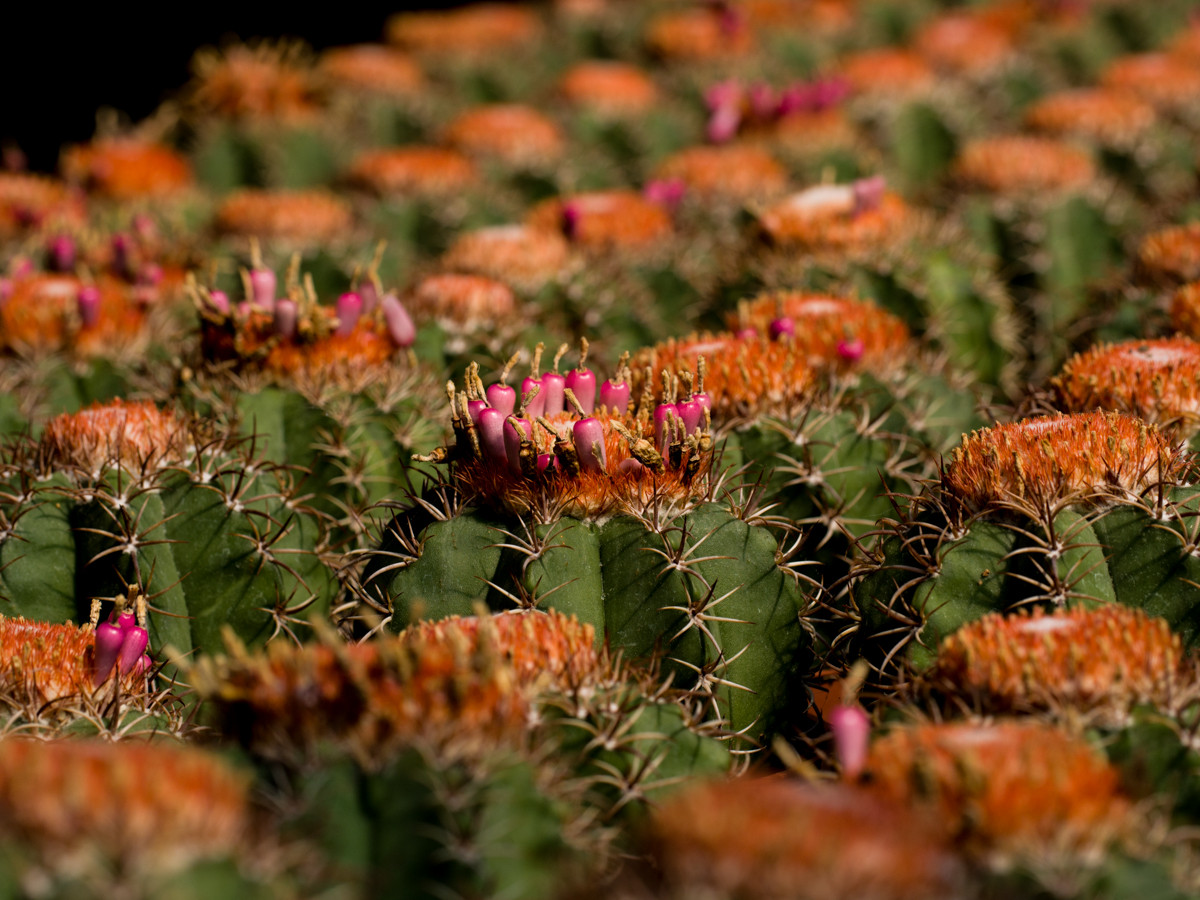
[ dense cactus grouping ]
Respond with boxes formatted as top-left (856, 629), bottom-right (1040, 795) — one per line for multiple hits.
top-left (10, 1), bottom-right (1200, 897)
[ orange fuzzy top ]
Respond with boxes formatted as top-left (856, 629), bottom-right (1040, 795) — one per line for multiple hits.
top-left (1051, 338), bottom-right (1200, 433)
top-left (943, 412), bottom-right (1186, 511)
top-left (1024, 88), bottom-right (1156, 144)
top-left (214, 189), bottom-right (352, 244)
top-left (954, 135), bottom-right (1096, 194)
top-left (558, 61), bottom-right (658, 115)
top-left (410, 273), bottom-right (516, 332)
top-left (346, 146), bottom-right (478, 197)
top-left (929, 606), bottom-right (1187, 716)
top-left (758, 185), bottom-right (911, 251)
top-left (386, 4), bottom-right (541, 54)
top-left (40, 399), bottom-right (190, 474)
top-left (1, 273), bottom-right (144, 355)
top-left (60, 138), bottom-right (192, 200)
top-left (441, 224), bottom-right (570, 290)
top-left (319, 44), bottom-right (425, 96)
top-left (443, 105), bottom-right (565, 166)
top-left (527, 191), bottom-right (672, 250)
top-left (655, 144), bottom-right (788, 200)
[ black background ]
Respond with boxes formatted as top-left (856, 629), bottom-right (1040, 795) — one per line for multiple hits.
top-left (2, 2), bottom-right (513, 172)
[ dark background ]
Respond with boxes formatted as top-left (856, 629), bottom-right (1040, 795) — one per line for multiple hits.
top-left (3, 2), bottom-right (514, 172)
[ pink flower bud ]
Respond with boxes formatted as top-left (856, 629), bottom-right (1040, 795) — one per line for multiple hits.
top-left (677, 398), bottom-right (704, 436)
top-left (77, 285), bottom-right (101, 329)
top-left (274, 298), bottom-right (298, 340)
top-left (573, 417), bottom-right (607, 473)
top-left (777, 84), bottom-right (815, 117)
top-left (829, 705), bottom-right (870, 779)
top-left (478, 407), bottom-right (507, 462)
top-left (813, 77), bottom-right (851, 110)
top-left (117, 626), bottom-right (149, 674)
top-left (562, 203), bottom-right (581, 238)
top-left (566, 368), bottom-right (597, 414)
top-left (359, 279), bottom-right (379, 313)
top-left (112, 233), bottom-right (134, 278)
top-left (521, 376), bottom-right (547, 419)
top-left (705, 79), bottom-right (743, 112)
top-left (735, 327), bottom-right (758, 340)
top-left (486, 383), bottom-right (516, 418)
top-left (537, 453), bottom-right (558, 473)
top-left (336, 291), bottom-right (363, 336)
top-left (207, 290), bottom-right (230, 315)
top-left (0, 278), bottom-right (12, 306)
top-left (706, 104), bottom-right (742, 143)
top-left (113, 611), bottom-right (137, 632)
top-left (599, 378), bottom-right (629, 414)
top-left (852, 175), bottom-right (886, 216)
top-left (92, 623), bottom-right (124, 687)
top-left (48, 234), bottom-right (75, 272)
top-left (769, 317), bottom-right (795, 340)
top-left (837, 337), bottom-right (865, 362)
top-left (749, 83), bottom-right (777, 120)
top-left (541, 372), bottom-right (566, 416)
top-left (643, 178), bottom-right (686, 212)
top-left (467, 398), bottom-right (488, 427)
top-left (250, 267), bottom-right (276, 310)
top-left (381, 294), bottom-right (416, 347)
top-left (618, 457), bottom-right (644, 475)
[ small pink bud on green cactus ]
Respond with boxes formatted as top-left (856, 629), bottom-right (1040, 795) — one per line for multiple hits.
top-left (48, 234), bottom-right (76, 272)
top-left (830, 705), bottom-right (870, 779)
top-left (117, 625), bottom-right (149, 674)
top-left (335, 291), bottom-right (362, 336)
top-left (274, 298), bottom-right (298, 339)
top-left (207, 290), bottom-right (230, 315)
top-left (837, 336), bottom-right (865, 361)
top-left (92, 623), bottom-right (124, 687)
top-left (381, 293), bottom-right (416, 347)
top-left (77, 284), bottom-right (101, 329)
top-left (477, 407), bottom-right (507, 462)
top-left (769, 316), bottom-right (795, 340)
top-left (249, 267), bottom-right (276, 310)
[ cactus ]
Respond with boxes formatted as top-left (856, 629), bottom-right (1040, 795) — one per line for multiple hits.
top-left (193, 608), bottom-right (728, 898)
top-left (0, 399), bottom-right (335, 666)
top-left (353, 350), bottom-right (813, 739)
top-left (185, 262), bottom-right (441, 537)
top-left (851, 411), bottom-right (1200, 676)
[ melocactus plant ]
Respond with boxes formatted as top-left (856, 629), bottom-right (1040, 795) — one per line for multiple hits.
top-left (851, 410), bottom-right (1200, 676)
top-left (193, 609), bottom-right (728, 898)
top-left (0, 398), bottom-right (335, 662)
top-left (355, 345), bottom-right (812, 740)
top-left (188, 261), bottom-right (439, 533)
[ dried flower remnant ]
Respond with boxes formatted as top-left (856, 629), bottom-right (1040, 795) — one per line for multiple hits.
top-left (443, 105), bottom-right (565, 167)
top-left (1024, 88), bottom-right (1156, 145)
top-left (640, 778), bottom-right (963, 900)
top-left (1051, 338), bottom-right (1200, 435)
top-left (60, 138), bottom-right (192, 200)
top-left (442, 224), bottom-right (570, 292)
top-left (927, 606), bottom-right (1189, 718)
top-left (0, 739), bottom-right (249, 877)
top-left (757, 177), bottom-right (909, 250)
top-left (942, 412), bottom-right (1187, 513)
top-left (214, 189), bottom-right (352, 245)
top-left (953, 136), bottom-right (1096, 195)
top-left (346, 146), bottom-right (479, 197)
top-left (557, 61), bottom-right (658, 116)
top-left (318, 44), bottom-right (425, 96)
top-left (386, 4), bottom-right (542, 54)
top-left (865, 722), bottom-right (1130, 864)
top-left (527, 191), bottom-right (672, 250)
top-left (39, 399), bottom-right (192, 475)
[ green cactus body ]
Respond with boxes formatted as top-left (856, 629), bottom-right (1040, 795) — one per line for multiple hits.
top-left (852, 412), bottom-right (1200, 675)
top-left (0, 400), bottom-right (334, 663)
